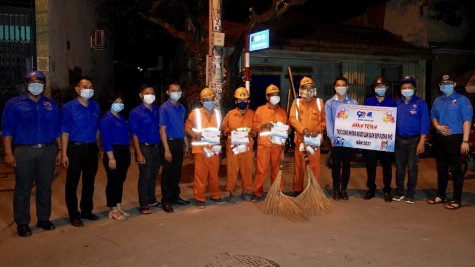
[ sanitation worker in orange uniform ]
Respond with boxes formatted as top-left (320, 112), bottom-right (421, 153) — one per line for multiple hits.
top-left (185, 88), bottom-right (223, 209)
top-left (251, 84), bottom-right (289, 202)
top-left (289, 77), bottom-right (326, 196)
top-left (221, 87), bottom-right (256, 202)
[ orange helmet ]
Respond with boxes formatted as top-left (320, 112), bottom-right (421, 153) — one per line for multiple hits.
top-left (266, 84), bottom-right (280, 95)
top-left (200, 87), bottom-right (215, 99)
top-left (234, 87), bottom-right (249, 99)
top-left (299, 76), bottom-right (314, 88)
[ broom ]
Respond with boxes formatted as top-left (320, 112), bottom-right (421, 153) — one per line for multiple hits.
top-left (263, 67), bottom-right (307, 222)
top-left (295, 149), bottom-right (333, 217)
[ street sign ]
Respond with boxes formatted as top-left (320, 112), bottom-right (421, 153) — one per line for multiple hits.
top-left (249, 29), bottom-right (269, 51)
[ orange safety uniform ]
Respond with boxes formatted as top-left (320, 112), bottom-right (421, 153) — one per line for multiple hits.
top-left (252, 103), bottom-right (288, 197)
top-left (289, 98), bottom-right (326, 192)
top-left (185, 108), bottom-right (222, 202)
top-left (221, 108), bottom-right (255, 192)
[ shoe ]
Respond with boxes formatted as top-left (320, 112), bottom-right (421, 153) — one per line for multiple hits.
top-left (226, 192), bottom-right (237, 203)
top-left (405, 197), bottom-right (415, 204)
top-left (80, 212), bottom-right (99, 221)
top-left (251, 195), bottom-right (261, 203)
top-left (210, 198), bottom-right (226, 205)
top-left (108, 209), bottom-right (126, 221)
top-left (363, 190), bottom-right (375, 200)
top-left (116, 203), bottom-right (130, 216)
top-left (241, 190), bottom-right (252, 202)
top-left (17, 224), bottom-right (32, 237)
top-left (196, 200), bottom-right (206, 209)
top-left (36, 220), bottom-right (56, 231)
top-left (70, 218), bottom-right (84, 227)
top-left (392, 195), bottom-right (405, 202)
top-left (340, 191), bottom-right (349, 200)
top-left (148, 201), bottom-right (161, 207)
top-left (162, 203), bottom-right (174, 213)
top-left (332, 191), bottom-right (341, 201)
top-left (174, 198), bottom-right (190, 205)
top-left (383, 192), bottom-right (392, 202)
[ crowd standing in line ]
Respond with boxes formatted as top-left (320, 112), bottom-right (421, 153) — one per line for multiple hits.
top-left (2, 73), bottom-right (472, 237)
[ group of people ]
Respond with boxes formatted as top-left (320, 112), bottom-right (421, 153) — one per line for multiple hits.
top-left (2, 71), bottom-right (472, 238)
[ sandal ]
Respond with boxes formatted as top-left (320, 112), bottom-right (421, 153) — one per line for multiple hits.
top-left (445, 201), bottom-right (461, 210)
top-left (427, 196), bottom-right (446, 204)
top-left (108, 209), bottom-right (126, 221)
top-left (139, 207), bottom-right (152, 214)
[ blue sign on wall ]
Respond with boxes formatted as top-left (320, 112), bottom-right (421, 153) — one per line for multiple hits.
top-left (249, 29), bottom-right (269, 51)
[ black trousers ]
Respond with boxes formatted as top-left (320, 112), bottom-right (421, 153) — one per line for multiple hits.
top-left (161, 139), bottom-right (185, 204)
top-left (138, 143), bottom-right (162, 207)
top-left (103, 145), bottom-right (131, 207)
top-left (331, 146), bottom-right (352, 192)
top-left (435, 134), bottom-right (464, 202)
top-left (65, 142), bottom-right (99, 219)
top-left (365, 150), bottom-right (393, 193)
top-left (394, 136), bottom-right (419, 198)
top-left (13, 145), bottom-right (57, 225)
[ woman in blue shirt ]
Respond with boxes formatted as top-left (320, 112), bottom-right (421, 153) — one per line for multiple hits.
top-left (100, 92), bottom-right (131, 220)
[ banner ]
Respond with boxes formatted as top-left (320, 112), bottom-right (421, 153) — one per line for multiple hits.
top-left (333, 104), bottom-right (397, 152)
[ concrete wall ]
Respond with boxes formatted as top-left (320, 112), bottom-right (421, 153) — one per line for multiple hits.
top-left (36, 0), bottom-right (113, 102)
top-left (384, 0), bottom-right (470, 48)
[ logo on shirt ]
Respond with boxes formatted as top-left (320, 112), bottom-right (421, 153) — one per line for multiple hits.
top-left (410, 104), bottom-right (418, 115)
top-left (43, 101), bottom-right (53, 111)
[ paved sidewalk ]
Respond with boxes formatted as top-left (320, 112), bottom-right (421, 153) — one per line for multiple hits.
top-left (0, 153), bottom-right (474, 266)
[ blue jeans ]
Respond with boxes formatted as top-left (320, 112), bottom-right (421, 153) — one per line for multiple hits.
top-left (138, 143), bottom-right (162, 207)
top-left (395, 136), bottom-right (419, 198)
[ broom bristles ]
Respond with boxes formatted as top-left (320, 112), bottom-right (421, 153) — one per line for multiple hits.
top-left (264, 170), bottom-right (308, 222)
top-left (295, 165), bottom-right (333, 217)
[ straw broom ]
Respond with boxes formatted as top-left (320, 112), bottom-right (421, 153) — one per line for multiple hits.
top-left (295, 150), bottom-right (333, 217)
top-left (264, 164), bottom-right (308, 222)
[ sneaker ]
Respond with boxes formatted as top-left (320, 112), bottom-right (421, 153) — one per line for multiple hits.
top-left (148, 201), bottom-right (161, 208)
top-left (196, 200), bottom-right (206, 209)
top-left (210, 198), bottom-right (226, 205)
top-left (405, 197), bottom-right (415, 204)
top-left (392, 194), bottom-right (405, 202)
top-left (226, 192), bottom-right (237, 203)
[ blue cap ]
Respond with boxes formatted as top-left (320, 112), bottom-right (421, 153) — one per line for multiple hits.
top-left (400, 76), bottom-right (416, 87)
top-left (25, 70), bottom-right (46, 81)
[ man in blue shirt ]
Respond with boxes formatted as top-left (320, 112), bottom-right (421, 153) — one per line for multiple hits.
top-left (129, 84), bottom-right (162, 214)
top-left (363, 77), bottom-right (397, 202)
top-left (393, 76), bottom-right (430, 204)
top-left (325, 76), bottom-right (358, 201)
top-left (61, 76), bottom-right (101, 227)
top-left (427, 75), bottom-right (473, 209)
top-left (2, 71), bottom-right (60, 237)
top-left (159, 82), bottom-right (190, 213)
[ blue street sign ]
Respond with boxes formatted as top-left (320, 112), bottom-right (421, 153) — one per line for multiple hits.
top-left (249, 29), bottom-right (269, 51)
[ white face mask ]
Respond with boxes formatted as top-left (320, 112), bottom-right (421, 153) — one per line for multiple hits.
top-left (80, 89), bottom-right (94, 99)
top-left (335, 86), bottom-right (348, 96)
top-left (170, 91), bottom-right (182, 101)
top-left (27, 83), bottom-right (44, 96)
top-left (269, 96), bottom-right (280, 105)
top-left (143, 94), bottom-right (156, 105)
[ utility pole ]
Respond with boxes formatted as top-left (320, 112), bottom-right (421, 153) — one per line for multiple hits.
top-left (208, 0), bottom-right (224, 109)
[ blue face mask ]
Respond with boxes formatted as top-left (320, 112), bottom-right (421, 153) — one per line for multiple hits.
top-left (375, 88), bottom-right (387, 96)
top-left (401, 89), bottom-right (414, 98)
top-left (236, 101), bottom-right (248, 110)
top-left (203, 101), bottom-right (214, 111)
top-left (440, 84), bottom-right (454, 95)
top-left (111, 103), bottom-right (124, 113)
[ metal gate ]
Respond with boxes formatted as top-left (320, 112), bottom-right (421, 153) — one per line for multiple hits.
top-left (0, 4), bottom-right (36, 127)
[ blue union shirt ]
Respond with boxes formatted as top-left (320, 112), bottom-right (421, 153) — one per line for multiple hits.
top-left (61, 98), bottom-right (100, 143)
top-left (396, 96), bottom-right (430, 137)
top-left (325, 94), bottom-right (358, 142)
top-left (129, 103), bottom-right (161, 144)
top-left (431, 92), bottom-right (473, 135)
top-left (364, 95), bottom-right (397, 107)
top-left (99, 111), bottom-right (130, 152)
top-left (159, 99), bottom-right (186, 139)
top-left (2, 94), bottom-right (60, 144)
